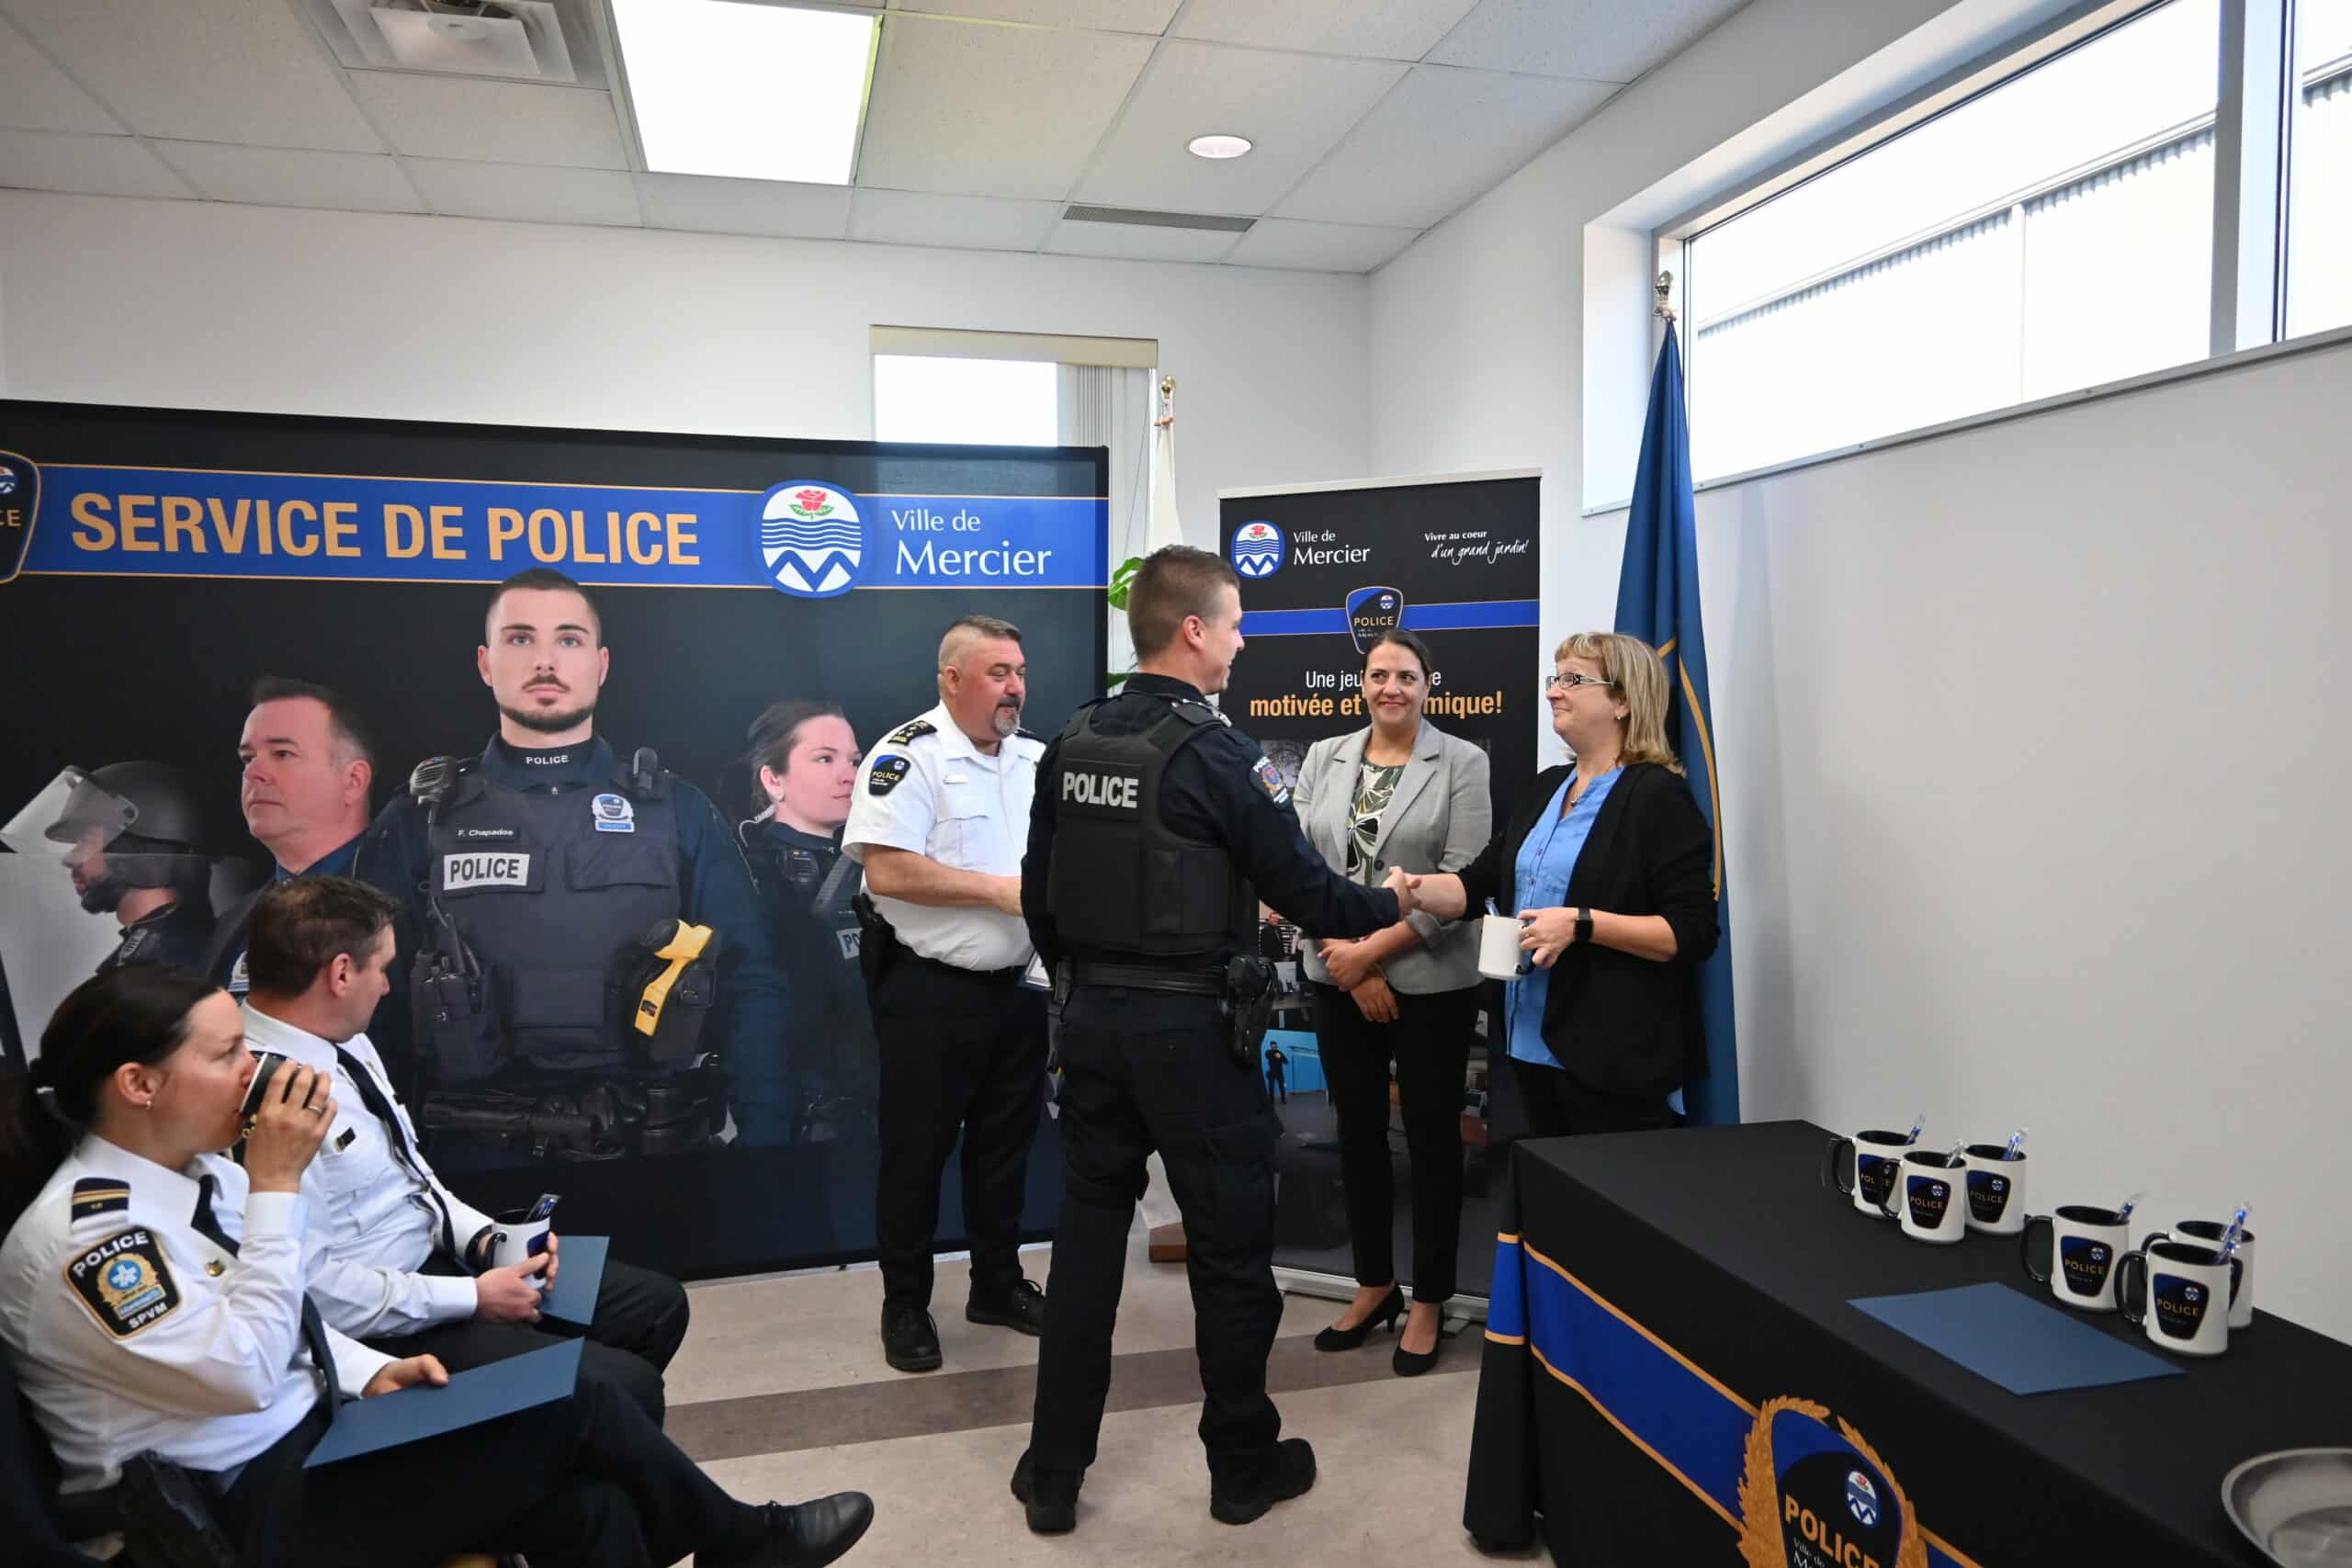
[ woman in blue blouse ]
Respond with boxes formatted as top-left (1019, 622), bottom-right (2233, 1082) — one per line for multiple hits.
top-left (1410, 633), bottom-right (1719, 1135)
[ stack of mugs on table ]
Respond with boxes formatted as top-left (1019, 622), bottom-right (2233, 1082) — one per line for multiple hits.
top-left (1821, 1121), bottom-right (2254, 1359)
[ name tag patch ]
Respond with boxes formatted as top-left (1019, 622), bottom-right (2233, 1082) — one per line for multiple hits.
top-left (455, 826), bottom-right (517, 840)
top-left (442, 852), bottom-right (532, 891)
top-left (66, 1229), bottom-right (181, 1338)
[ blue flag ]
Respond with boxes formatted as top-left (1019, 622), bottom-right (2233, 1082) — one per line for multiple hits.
top-left (1613, 326), bottom-right (1738, 1125)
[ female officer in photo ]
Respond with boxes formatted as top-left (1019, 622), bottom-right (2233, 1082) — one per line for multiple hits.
top-left (736, 701), bottom-right (876, 1146)
top-left (0, 965), bottom-right (875, 1568)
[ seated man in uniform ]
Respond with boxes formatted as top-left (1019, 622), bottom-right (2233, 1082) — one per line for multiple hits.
top-left (231, 874), bottom-right (691, 1421)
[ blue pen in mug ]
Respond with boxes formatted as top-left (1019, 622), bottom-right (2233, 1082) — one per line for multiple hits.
top-left (2147, 1205), bottom-right (2256, 1331)
top-left (1960, 1129), bottom-right (2028, 1235)
top-left (490, 1197), bottom-right (559, 1288)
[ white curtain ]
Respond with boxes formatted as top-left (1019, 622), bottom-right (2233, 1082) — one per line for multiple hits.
top-left (1057, 363), bottom-right (1152, 675)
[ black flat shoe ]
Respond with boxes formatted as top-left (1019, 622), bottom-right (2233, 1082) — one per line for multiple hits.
top-left (1010, 1449), bottom-right (1081, 1534)
top-left (880, 1304), bottom-right (942, 1372)
top-left (967, 1277), bottom-right (1047, 1337)
top-left (1209, 1438), bottom-right (1317, 1525)
top-left (1312, 1285), bottom-right (1403, 1351)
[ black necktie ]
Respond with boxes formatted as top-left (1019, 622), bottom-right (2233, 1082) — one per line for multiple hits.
top-left (333, 1044), bottom-right (458, 1263)
top-left (193, 1173), bottom-right (341, 1422)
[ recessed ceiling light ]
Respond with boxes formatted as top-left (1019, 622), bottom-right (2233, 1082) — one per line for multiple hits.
top-left (614, 0), bottom-right (878, 186)
top-left (1187, 134), bottom-right (1253, 160)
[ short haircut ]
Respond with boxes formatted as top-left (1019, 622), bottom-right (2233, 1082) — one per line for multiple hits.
top-left (1364, 628), bottom-right (1435, 679)
top-left (243, 875), bottom-right (403, 998)
top-left (248, 674), bottom-right (379, 776)
top-left (937, 615), bottom-right (1023, 671)
top-left (487, 567), bottom-right (603, 645)
top-left (1127, 546), bottom-right (1238, 659)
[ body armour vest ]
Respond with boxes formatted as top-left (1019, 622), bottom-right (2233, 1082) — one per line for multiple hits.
top-left (1046, 694), bottom-right (1254, 960)
top-left (426, 755), bottom-right (682, 1075)
top-left (743, 825), bottom-right (874, 1058)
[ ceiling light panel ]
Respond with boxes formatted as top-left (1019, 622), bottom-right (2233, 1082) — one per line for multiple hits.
top-left (614, 0), bottom-right (877, 186)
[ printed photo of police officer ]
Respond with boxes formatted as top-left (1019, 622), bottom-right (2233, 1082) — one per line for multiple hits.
top-left (734, 699), bottom-right (878, 1150)
top-left (2, 761), bottom-right (217, 976)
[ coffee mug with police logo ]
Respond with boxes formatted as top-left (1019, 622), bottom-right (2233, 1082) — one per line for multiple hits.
top-left (1884, 1149), bottom-right (1970, 1244)
top-left (1960, 1144), bottom-right (2028, 1235)
top-left (489, 1207), bottom-right (555, 1289)
top-left (2153, 1220), bottom-right (2255, 1330)
top-left (2116, 1238), bottom-right (2233, 1356)
top-left (1818, 1128), bottom-right (1910, 1219)
top-left (2018, 1205), bottom-right (2131, 1311)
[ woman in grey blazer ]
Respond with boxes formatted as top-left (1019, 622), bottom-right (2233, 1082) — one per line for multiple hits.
top-left (1292, 629), bottom-right (1491, 1375)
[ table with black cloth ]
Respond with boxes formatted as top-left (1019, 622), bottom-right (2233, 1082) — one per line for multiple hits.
top-left (1464, 1119), bottom-right (2352, 1567)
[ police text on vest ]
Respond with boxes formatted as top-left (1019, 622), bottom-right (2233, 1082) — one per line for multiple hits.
top-left (1062, 771), bottom-right (1140, 810)
top-left (442, 852), bottom-right (532, 890)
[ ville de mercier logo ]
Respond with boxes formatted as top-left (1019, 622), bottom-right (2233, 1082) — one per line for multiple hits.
top-left (1230, 519), bottom-right (1284, 579)
top-left (1737, 1396), bottom-right (1927, 1568)
top-left (0, 449), bottom-right (38, 585)
top-left (760, 481), bottom-right (864, 598)
top-left (1346, 585), bottom-right (1404, 654)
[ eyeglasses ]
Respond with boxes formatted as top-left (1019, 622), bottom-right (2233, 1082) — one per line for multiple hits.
top-left (1544, 671), bottom-right (1616, 694)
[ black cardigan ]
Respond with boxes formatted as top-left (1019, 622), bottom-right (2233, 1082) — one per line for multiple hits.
top-left (1458, 761), bottom-right (1720, 1100)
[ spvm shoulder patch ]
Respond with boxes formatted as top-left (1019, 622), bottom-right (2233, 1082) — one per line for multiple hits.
top-left (70, 1179), bottom-right (130, 1224)
top-left (65, 1228), bottom-right (181, 1339)
top-left (886, 718), bottom-right (937, 747)
top-left (1252, 757), bottom-right (1291, 807)
top-left (867, 756), bottom-right (912, 796)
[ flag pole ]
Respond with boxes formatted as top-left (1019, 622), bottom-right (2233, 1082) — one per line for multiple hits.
top-left (1654, 269), bottom-right (1678, 323)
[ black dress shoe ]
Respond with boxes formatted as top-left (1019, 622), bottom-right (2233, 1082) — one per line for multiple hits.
top-left (1209, 1438), bottom-right (1317, 1525)
top-left (967, 1277), bottom-right (1047, 1337)
top-left (718, 1494), bottom-right (875, 1567)
top-left (1010, 1449), bottom-right (1081, 1533)
top-left (1312, 1285), bottom-right (1403, 1351)
top-left (880, 1304), bottom-right (942, 1371)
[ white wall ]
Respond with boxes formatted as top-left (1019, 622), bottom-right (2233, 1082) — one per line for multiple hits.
top-left (1370, 0), bottom-right (2352, 1340)
top-left (0, 191), bottom-right (1372, 551)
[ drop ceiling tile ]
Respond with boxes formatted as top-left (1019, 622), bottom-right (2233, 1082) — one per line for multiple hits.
top-left (1224, 217), bottom-right (1419, 272)
top-left (154, 141), bottom-right (423, 212)
top-left (408, 159), bottom-right (640, 226)
top-left (1074, 41), bottom-right (1403, 215)
top-left (347, 73), bottom-right (627, 168)
top-left (0, 18), bottom-right (122, 133)
top-left (4, 0), bottom-right (382, 151)
top-left (633, 174), bottom-right (852, 238)
top-left (1426, 0), bottom-right (1747, 83)
top-left (1274, 64), bottom-right (1615, 228)
top-left (906, 0), bottom-right (1182, 29)
top-left (858, 14), bottom-right (1153, 199)
top-left (0, 130), bottom-right (191, 198)
top-left (1042, 217), bottom-right (1244, 263)
top-left (850, 188), bottom-right (1059, 251)
top-left (1171, 0), bottom-right (1481, 61)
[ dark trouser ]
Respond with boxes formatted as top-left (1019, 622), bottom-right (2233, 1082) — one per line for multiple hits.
top-left (1310, 981), bottom-right (1476, 1305)
top-left (1030, 987), bottom-right (1283, 1491)
top-left (1265, 1069), bottom-right (1285, 1103)
top-left (215, 1355), bottom-right (753, 1568)
top-left (1509, 1054), bottom-right (1677, 1138)
top-left (366, 1253), bottom-right (690, 1424)
top-left (872, 961), bottom-right (1048, 1311)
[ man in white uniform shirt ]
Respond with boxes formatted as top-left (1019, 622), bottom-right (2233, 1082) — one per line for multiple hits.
top-left (233, 874), bottom-right (691, 1419)
top-left (843, 615), bottom-right (1050, 1372)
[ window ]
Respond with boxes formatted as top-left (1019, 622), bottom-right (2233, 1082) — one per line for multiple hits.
top-left (872, 355), bottom-right (1058, 446)
top-left (2290, 0), bottom-right (2352, 336)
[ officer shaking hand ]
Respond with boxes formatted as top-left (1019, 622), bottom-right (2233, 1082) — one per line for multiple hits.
top-left (1011, 547), bottom-right (1412, 1536)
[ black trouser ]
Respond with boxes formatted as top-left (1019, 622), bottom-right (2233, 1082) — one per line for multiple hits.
top-left (872, 960), bottom-right (1048, 1311)
top-left (215, 1357), bottom-right (754, 1568)
top-left (1310, 981), bottom-right (1477, 1305)
top-left (366, 1252), bottom-right (690, 1424)
top-left (1030, 987), bottom-right (1283, 1491)
top-left (1265, 1067), bottom-right (1285, 1103)
top-left (1508, 1054), bottom-right (1676, 1138)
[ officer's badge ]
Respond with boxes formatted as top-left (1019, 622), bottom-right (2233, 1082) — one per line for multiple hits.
top-left (1253, 757), bottom-right (1291, 807)
top-left (885, 718), bottom-right (936, 746)
top-left (868, 756), bottom-right (911, 796)
top-left (65, 1228), bottom-right (181, 1338)
top-left (227, 951), bottom-right (251, 996)
top-left (592, 793), bottom-right (636, 833)
top-left (70, 1179), bottom-right (129, 1223)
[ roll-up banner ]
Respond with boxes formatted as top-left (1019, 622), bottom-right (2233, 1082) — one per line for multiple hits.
top-left (0, 400), bottom-right (1107, 1279)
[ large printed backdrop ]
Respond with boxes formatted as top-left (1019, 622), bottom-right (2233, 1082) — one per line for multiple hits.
top-left (0, 399), bottom-right (1107, 1279)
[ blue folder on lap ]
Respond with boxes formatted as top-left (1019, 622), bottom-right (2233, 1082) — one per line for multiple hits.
top-left (1847, 1282), bottom-right (2184, 1395)
top-left (305, 1338), bottom-right (582, 1467)
top-left (537, 1235), bottom-right (608, 1327)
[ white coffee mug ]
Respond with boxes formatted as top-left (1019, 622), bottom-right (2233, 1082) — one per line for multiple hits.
top-left (489, 1214), bottom-right (553, 1284)
top-left (1960, 1145), bottom-right (2028, 1235)
top-left (1886, 1150), bottom-right (1969, 1244)
top-left (2116, 1238), bottom-right (2232, 1356)
top-left (1476, 914), bottom-right (1527, 982)
top-left (1819, 1128), bottom-right (1912, 1219)
top-left (2162, 1221), bottom-right (2256, 1331)
top-left (2018, 1205), bottom-right (2131, 1311)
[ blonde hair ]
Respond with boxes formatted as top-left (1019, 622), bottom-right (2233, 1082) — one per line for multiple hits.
top-left (1555, 631), bottom-right (1683, 775)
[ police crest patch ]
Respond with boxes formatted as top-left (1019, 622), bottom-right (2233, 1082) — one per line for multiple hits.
top-left (868, 756), bottom-right (911, 796)
top-left (1736, 1395), bottom-right (1927, 1568)
top-left (885, 718), bottom-right (936, 746)
top-left (591, 792), bottom-right (636, 833)
top-left (65, 1229), bottom-right (181, 1338)
top-left (1252, 757), bottom-right (1290, 806)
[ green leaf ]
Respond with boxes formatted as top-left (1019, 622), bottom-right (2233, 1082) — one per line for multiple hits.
top-left (1106, 554), bottom-right (1145, 612)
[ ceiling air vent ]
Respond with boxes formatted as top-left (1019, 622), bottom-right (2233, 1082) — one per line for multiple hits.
top-left (305, 0), bottom-right (597, 86)
top-left (1061, 205), bottom-right (1255, 234)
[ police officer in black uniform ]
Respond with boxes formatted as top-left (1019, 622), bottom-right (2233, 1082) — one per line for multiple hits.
top-left (1012, 547), bottom-right (1420, 1533)
top-left (356, 568), bottom-right (791, 1158)
top-left (5, 761), bottom-right (215, 974)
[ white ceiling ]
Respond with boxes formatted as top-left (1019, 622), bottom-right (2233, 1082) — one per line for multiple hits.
top-left (0, 0), bottom-right (1747, 274)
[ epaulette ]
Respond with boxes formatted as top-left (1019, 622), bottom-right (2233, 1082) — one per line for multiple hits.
top-left (1015, 727), bottom-right (1044, 743)
top-left (885, 718), bottom-right (937, 746)
top-left (70, 1177), bottom-right (130, 1224)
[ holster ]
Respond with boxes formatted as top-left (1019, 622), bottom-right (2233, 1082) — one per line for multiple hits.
top-left (608, 919), bottom-right (717, 1070)
top-left (411, 917), bottom-right (508, 1089)
top-left (1222, 953), bottom-right (1278, 1070)
top-left (852, 889), bottom-right (897, 997)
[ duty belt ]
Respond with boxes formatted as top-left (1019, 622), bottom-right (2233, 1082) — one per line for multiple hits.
top-left (1067, 962), bottom-right (1227, 997)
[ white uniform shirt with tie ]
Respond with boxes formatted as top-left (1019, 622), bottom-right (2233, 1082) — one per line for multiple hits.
top-left (0, 1136), bottom-right (391, 1491)
top-left (232, 1003), bottom-right (501, 1340)
top-left (842, 702), bottom-right (1043, 973)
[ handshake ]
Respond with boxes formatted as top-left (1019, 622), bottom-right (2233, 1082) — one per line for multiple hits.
top-left (1382, 866), bottom-right (1426, 918)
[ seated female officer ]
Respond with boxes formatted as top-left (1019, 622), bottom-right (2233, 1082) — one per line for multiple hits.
top-left (0, 964), bottom-right (873, 1568)
top-left (1408, 632), bottom-right (1719, 1135)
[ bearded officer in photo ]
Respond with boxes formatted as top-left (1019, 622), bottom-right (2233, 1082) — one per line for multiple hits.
top-left (842, 615), bottom-right (1049, 1373)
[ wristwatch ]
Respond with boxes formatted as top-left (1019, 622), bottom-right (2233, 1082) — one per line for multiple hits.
top-left (1573, 908), bottom-right (1594, 946)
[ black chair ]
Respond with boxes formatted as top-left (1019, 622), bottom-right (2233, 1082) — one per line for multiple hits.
top-left (6, 1348), bottom-right (232, 1568)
